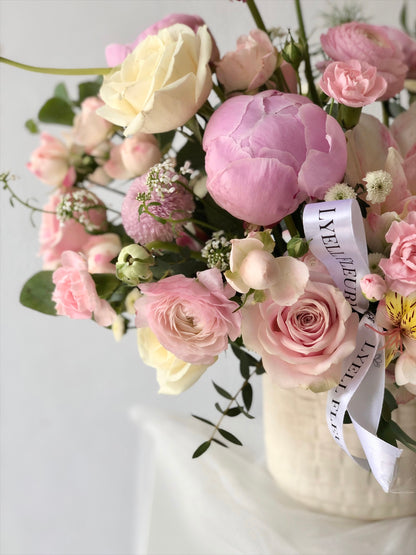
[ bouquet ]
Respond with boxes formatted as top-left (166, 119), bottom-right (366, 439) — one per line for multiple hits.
top-left (2, 0), bottom-right (416, 494)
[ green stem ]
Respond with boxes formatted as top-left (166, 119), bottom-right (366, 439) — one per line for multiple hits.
top-left (212, 81), bottom-right (226, 103)
top-left (293, 0), bottom-right (321, 106)
top-left (246, 0), bottom-right (268, 33)
top-left (382, 101), bottom-right (390, 127)
top-left (284, 215), bottom-right (298, 237)
top-left (0, 56), bottom-right (112, 76)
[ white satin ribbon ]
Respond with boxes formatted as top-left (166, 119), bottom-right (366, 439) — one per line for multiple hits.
top-left (303, 199), bottom-right (369, 313)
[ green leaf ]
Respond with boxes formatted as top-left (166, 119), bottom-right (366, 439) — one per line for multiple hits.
top-left (212, 381), bottom-right (233, 400)
top-left (91, 273), bottom-right (121, 299)
top-left (155, 129), bottom-right (176, 154)
top-left (176, 138), bottom-right (206, 172)
top-left (212, 438), bottom-right (228, 448)
top-left (381, 388), bottom-right (398, 422)
top-left (343, 411), bottom-right (352, 425)
top-left (377, 419), bottom-right (398, 448)
top-left (38, 97), bottom-right (75, 125)
top-left (192, 440), bottom-right (211, 458)
top-left (54, 82), bottom-right (71, 103)
top-left (225, 406), bottom-right (242, 417)
top-left (20, 271), bottom-right (57, 316)
top-left (78, 79), bottom-right (102, 103)
top-left (218, 428), bottom-right (243, 446)
top-left (25, 119), bottom-right (39, 133)
top-left (242, 382), bottom-right (253, 412)
top-left (192, 414), bottom-right (215, 427)
top-left (184, 115), bottom-right (203, 144)
top-left (215, 402), bottom-right (225, 414)
top-left (389, 421), bottom-right (416, 452)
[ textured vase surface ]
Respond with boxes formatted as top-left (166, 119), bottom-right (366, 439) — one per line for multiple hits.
top-left (263, 374), bottom-right (416, 520)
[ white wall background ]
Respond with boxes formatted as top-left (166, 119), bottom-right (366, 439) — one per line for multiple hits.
top-left (0, 1), bottom-right (412, 553)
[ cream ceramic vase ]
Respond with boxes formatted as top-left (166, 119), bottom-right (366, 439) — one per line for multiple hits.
top-left (263, 374), bottom-right (416, 520)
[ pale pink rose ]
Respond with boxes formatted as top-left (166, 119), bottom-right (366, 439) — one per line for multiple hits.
top-left (52, 251), bottom-right (116, 326)
top-left (216, 29), bottom-right (277, 92)
top-left (104, 134), bottom-right (161, 180)
top-left (379, 212), bottom-right (416, 296)
top-left (321, 22), bottom-right (408, 100)
top-left (135, 268), bottom-right (241, 365)
top-left (300, 251), bottom-right (334, 285)
top-left (241, 279), bottom-right (359, 391)
top-left (83, 234), bottom-right (122, 274)
top-left (27, 132), bottom-right (76, 188)
top-left (225, 237), bottom-right (309, 305)
top-left (319, 60), bottom-right (387, 107)
top-left (72, 97), bottom-right (113, 152)
top-left (39, 191), bottom-right (93, 270)
top-left (382, 26), bottom-right (416, 79)
top-left (105, 14), bottom-right (219, 66)
top-left (360, 273), bottom-right (387, 301)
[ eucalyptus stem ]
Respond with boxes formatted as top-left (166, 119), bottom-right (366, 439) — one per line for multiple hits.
top-left (0, 56), bottom-right (111, 76)
top-left (246, 0), bottom-right (268, 33)
top-left (2, 174), bottom-right (55, 215)
top-left (293, 0), bottom-right (321, 106)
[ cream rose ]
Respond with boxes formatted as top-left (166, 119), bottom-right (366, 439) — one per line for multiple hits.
top-left (137, 327), bottom-right (213, 394)
top-left (98, 24), bottom-right (213, 135)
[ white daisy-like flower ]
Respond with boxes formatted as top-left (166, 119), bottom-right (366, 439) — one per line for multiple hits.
top-left (364, 170), bottom-right (393, 204)
top-left (324, 183), bottom-right (357, 201)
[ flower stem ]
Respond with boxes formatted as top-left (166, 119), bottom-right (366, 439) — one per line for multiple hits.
top-left (284, 215), bottom-right (298, 237)
top-left (246, 0), bottom-right (267, 33)
top-left (0, 56), bottom-right (112, 76)
top-left (293, 0), bottom-right (321, 106)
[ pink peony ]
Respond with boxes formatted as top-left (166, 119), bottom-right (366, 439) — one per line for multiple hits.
top-left (378, 212), bottom-right (416, 296)
top-left (135, 268), bottom-right (241, 365)
top-left (104, 133), bottom-right (161, 180)
top-left (320, 22), bottom-right (408, 100)
top-left (241, 279), bottom-right (359, 391)
top-left (215, 29), bottom-right (277, 92)
top-left (319, 60), bottom-right (387, 107)
top-left (72, 97), bottom-right (113, 152)
top-left (27, 132), bottom-right (76, 188)
top-left (121, 168), bottom-right (194, 244)
top-left (105, 13), bottom-right (219, 66)
top-left (360, 273), bottom-right (387, 301)
top-left (52, 251), bottom-right (116, 326)
top-left (203, 90), bottom-right (347, 225)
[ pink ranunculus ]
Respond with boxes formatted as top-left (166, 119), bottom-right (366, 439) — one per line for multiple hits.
top-left (27, 132), bottom-right (76, 188)
top-left (105, 13), bottom-right (219, 66)
top-left (52, 251), bottom-right (116, 326)
top-left (360, 273), bottom-right (387, 302)
top-left (72, 97), bottom-right (113, 152)
top-left (121, 170), bottom-right (194, 244)
top-left (241, 279), bottom-right (359, 392)
top-left (378, 212), bottom-right (416, 296)
top-left (382, 26), bottom-right (416, 79)
top-left (390, 102), bottom-right (416, 159)
top-left (83, 233), bottom-right (122, 274)
top-left (39, 191), bottom-right (93, 270)
top-left (320, 22), bottom-right (408, 100)
top-left (215, 29), bottom-right (277, 92)
top-left (104, 134), bottom-right (161, 180)
top-left (202, 90), bottom-right (347, 225)
top-left (319, 60), bottom-right (387, 107)
top-left (135, 268), bottom-right (241, 365)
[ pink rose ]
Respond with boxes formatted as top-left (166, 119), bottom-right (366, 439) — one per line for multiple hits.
top-left (203, 91), bottom-right (347, 225)
top-left (216, 29), bottom-right (277, 92)
top-left (382, 26), bottom-right (416, 79)
top-left (135, 268), bottom-right (241, 365)
top-left (360, 274), bottom-right (387, 301)
top-left (83, 234), bottom-right (122, 274)
top-left (319, 60), bottom-right (387, 107)
top-left (27, 132), bottom-right (76, 188)
top-left (379, 212), bottom-right (416, 296)
top-left (72, 97), bottom-right (113, 152)
top-left (104, 134), bottom-right (161, 180)
top-left (52, 251), bottom-right (116, 326)
top-left (241, 279), bottom-right (359, 391)
top-left (105, 13), bottom-right (219, 66)
top-left (321, 22), bottom-right (408, 99)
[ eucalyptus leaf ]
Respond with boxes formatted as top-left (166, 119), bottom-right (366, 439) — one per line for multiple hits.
top-left (218, 428), bottom-right (243, 446)
top-left (192, 441), bottom-right (211, 458)
top-left (242, 382), bottom-right (253, 412)
top-left (192, 414), bottom-right (215, 427)
top-left (212, 438), bottom-right (228, 448)
top-left (212, 381), bottom-right (233, 400)
top-left (20, 271), bottom-right (56, 316)
top-left (38, 97), bottom-right (75, 125)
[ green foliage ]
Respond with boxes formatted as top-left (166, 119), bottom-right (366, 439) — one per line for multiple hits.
top-left (38, 97), bottom-right (75, 126)
top-left (20, 271), bottom-right (56, 316)
top-left (192, 441), bottom-right (211, 458)
top-left (54, 82), bottom-right (71, 103)
top-left (91, 273), bottom-right (121, 299)
top-left (24, 119), bottom-right (39, 133)
top-left (78, 79), bottom-right (103, 104)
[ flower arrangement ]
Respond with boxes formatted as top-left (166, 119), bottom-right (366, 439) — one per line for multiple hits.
top-left (1, 0), bottom-right (416, 492)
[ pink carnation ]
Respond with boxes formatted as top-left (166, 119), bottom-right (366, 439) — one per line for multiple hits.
top-left (321, 22), bottom-right (408, 100)
top-left (203, 91), bottom-right (346, 225)
top-left (52, 251), bottom-right (116, 326)
top-left (320, 60), bottom-right (387, 107)
top-left (121, 169), bottom-right (195, 244)
top-left (241, 279), bottom-right (359, 391)
top-left (360, 274), bottom-right (387, 301)
top-left (135, 268), bottom-right (241, 365)
top-left (379, 212), bottom-right (416, 296)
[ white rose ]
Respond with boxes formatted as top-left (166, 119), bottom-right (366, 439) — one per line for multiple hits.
top-left (98, 24), bottom-right (213, 136)
top-left (137, 327), bottom-right (214, 394)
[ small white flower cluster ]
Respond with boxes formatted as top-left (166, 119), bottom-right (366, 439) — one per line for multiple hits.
top-left (56, 190), bottom-right (103, 232)
top-left (137, 159), bottom-right (193, 203)
top-left (364, 170), bottom-right (393, 204)
top-left (201, 230), bottom-right (231, 271)
top-left (324, 182), bottom-right (357, 202)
